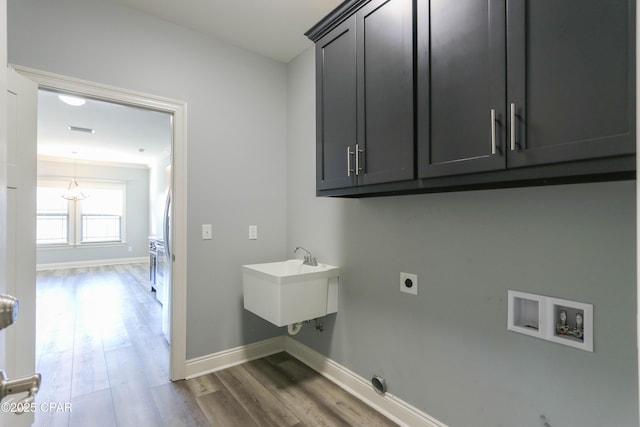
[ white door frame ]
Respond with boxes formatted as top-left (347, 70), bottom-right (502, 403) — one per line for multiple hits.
top-left (10, 65), bottom-right (188, 381)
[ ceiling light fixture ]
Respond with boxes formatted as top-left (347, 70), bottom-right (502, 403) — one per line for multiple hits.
top-left (61, 152), bottom-right (89, 201)
top-left (58, 94), bottom-right (86, 107)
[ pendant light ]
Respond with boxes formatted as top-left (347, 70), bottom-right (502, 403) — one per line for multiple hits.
top-left (62, 152), bottom-right (89, 201)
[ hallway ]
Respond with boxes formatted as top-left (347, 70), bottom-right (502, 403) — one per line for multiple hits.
top-left (35, 263), bottom-right (170, 426)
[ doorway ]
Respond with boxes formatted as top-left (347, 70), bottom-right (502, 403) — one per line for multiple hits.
top-left (35, 89), bottom-right (174, 419)
top-left (11, 65), bottom-right (187, 383)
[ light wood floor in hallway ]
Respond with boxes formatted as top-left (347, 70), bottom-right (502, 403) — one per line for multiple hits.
top-left (34, 263), bottom-right (397, 427)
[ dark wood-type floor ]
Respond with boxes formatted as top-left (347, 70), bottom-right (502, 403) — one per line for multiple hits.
top-left (34, 263), bottom-right (397, 427)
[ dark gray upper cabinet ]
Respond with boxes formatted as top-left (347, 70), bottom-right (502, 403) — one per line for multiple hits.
top-left (315, 17), bottom-right (357, 191)
top-left (356, 0), bottom-right (414, 186)
top-left (507, 0), bottom-right (635, 167)
top-left (309, 0), bottom-right (635, 197)
top-left (418, 0), bottom-right (507, 178)
top-left (310, 0), bottom-right (414, 191)
top-left (419, 0), bottom-right (635, 178)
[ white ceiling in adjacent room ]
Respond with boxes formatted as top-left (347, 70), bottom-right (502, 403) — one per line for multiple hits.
top-left (38, 89), bottom-right (172, 167)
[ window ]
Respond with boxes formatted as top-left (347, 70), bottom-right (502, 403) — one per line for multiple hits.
top-left (80, 188), bottom-right (123, 243)
top-left (36, 186), bottom-right (69, 245)
top-left (37, 181), bottom-right (125, 246)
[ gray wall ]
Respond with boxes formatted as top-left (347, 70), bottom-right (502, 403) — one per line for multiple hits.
top-left (286, 47), bottom-right (638, 427)
top-left (9, 0), bottom-right (285, 358)
top-left (37, 159), bottom-right (149, 266)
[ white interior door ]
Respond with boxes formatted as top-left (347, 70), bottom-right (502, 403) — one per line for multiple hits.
top-left (5, 68), bottom-right (37, 426)
top-left (0, 44), bottom-right (7, 427)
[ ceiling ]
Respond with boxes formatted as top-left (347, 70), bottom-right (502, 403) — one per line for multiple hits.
top-left (38, 89), bottom-right (172, 167)
top-left (38, 1), bottom-right (343, 166)
top-left (115, 0), bottom-right (343, 63)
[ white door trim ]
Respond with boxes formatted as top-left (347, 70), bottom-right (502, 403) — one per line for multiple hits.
top-left (10, 65), bottom-right (188, 381)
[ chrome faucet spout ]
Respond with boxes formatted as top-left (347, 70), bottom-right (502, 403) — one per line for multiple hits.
top-left (294, 247), bottom-right (318, 266)
top-left (294, 246), bottom-right (311, 256)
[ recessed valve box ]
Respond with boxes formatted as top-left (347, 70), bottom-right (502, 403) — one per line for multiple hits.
top-left (507, 290), bottom-right (593, 352)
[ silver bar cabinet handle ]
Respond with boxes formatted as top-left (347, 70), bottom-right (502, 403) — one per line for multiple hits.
top-left (347, 146), bottom-right (352, 177)
top-left (490, 109), bottom-right (497, 155)
top-left (510, 103), bottom-right (516, 151)
top-left (355, 144), bottom-right (362, 176)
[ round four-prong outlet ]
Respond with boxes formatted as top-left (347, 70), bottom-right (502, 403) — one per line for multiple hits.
top-left (400, 272), bottom-right (418, 295)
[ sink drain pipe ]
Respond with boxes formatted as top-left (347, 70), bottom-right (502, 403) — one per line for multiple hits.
top-left (287, 322), bottom-right (303, 335)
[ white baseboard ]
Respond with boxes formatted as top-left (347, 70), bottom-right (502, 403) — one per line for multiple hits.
top-left (185, 336), bottom-right (286, 379)
top-left (36, 257), bottom-right (148, 271)
top-left (284, 337), bottom-right (447, 427)
top-left (184, 335), bottom-right (446, 427)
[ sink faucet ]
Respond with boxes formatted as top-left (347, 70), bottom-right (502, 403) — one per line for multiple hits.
top-left (294, 246), bottom-right (318, 266)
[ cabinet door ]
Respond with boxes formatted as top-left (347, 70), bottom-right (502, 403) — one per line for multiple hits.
top-left (316, 17), bottom-right (357, 191)
top-left (507, 0), bottom-right (635, 168)
top-left (357, 0), bottom-right (414, 186)
top-left (418, 0), bottom-right (506, 178)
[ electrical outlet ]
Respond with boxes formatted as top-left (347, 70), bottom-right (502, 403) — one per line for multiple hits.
top-left (400, 272), bottom-right (418, 295)
top-left (249, 225), bottom-right (258, 240)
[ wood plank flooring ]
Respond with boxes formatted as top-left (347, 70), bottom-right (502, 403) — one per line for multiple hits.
top-left (34, 263), bottom-right (397, 427)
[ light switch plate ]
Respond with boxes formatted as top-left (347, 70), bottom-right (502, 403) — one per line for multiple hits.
top-left (249, 225), bottom-right (258, 240)
top-left (202, 224), bottom-right (212, 240)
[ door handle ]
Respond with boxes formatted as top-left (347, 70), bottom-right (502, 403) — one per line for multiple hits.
top-left (490, 109), bottom-right (497, 155)
top-left (355, 144), bottom-right (363, 176)
top-left (0, 294), bottom-right (19, 331)
top-left (347, 146), bottom-right (355, 177)
top-left (510, 103), bottom-right (517, 151)
top-left (0, 370), bottom-right (41, 413)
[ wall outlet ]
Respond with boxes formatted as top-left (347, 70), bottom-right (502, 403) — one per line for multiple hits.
top-left (400, 272), bottom-right (418, 295)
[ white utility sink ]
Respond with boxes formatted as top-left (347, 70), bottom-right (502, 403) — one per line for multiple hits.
top-left (242, 259), bottom-right (339, 327)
